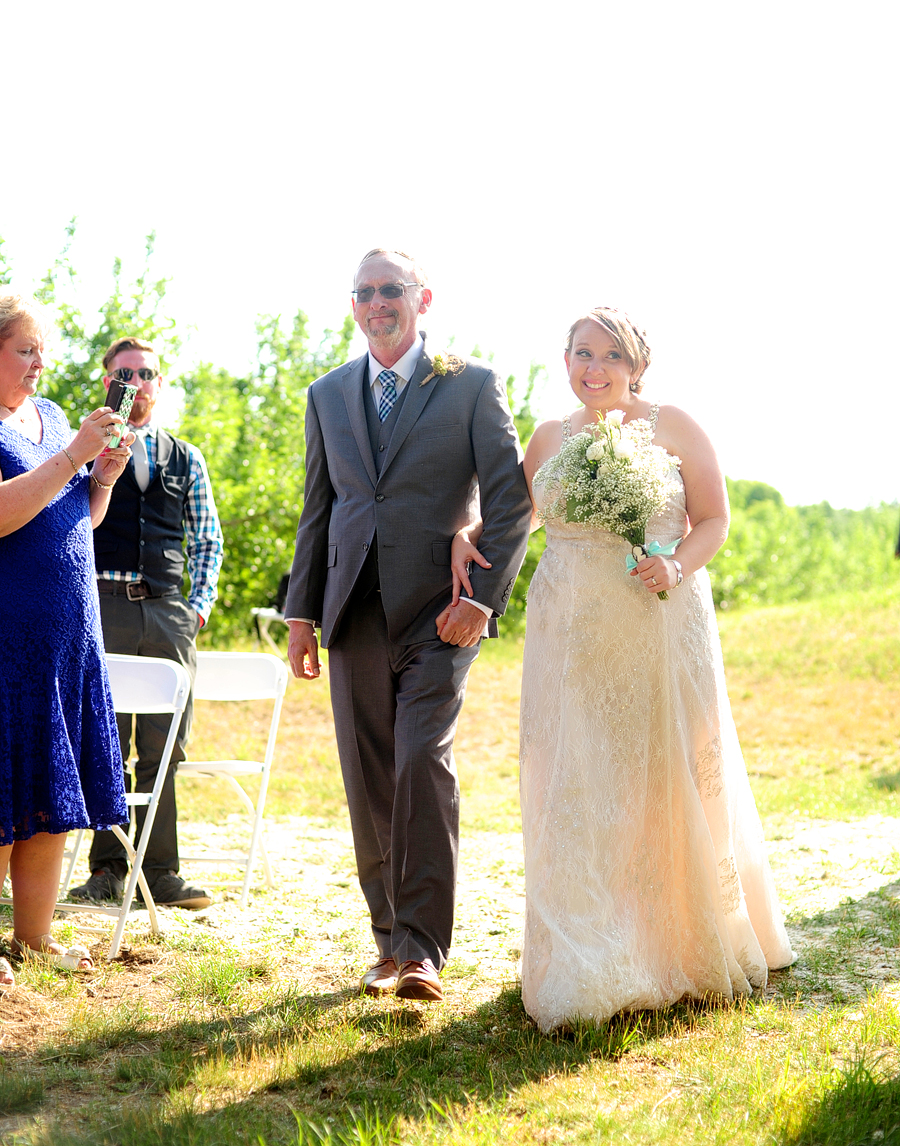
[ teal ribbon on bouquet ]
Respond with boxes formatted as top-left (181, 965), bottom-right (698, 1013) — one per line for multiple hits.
top-left (624, 538), bottom-right (681, 571)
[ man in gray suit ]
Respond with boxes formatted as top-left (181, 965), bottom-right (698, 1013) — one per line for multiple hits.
top-left (285, 248), bottom-right (531, 1001)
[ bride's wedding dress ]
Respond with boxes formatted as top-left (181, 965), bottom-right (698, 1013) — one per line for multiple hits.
top-left (519, 413), bottom-right (795, 1032)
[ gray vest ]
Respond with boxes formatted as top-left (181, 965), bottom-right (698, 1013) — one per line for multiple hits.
top-left (353, 377), bottom-right (411, 597)
top-left (364, 375), bottom-right (410, 476)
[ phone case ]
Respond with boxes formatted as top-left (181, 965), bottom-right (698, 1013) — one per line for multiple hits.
top-left (107, 384), bottom-right (137, 448)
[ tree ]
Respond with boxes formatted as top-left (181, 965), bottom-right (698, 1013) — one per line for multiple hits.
top-left (1, 225), bottom-right (552, 637)
top-left (502, 361), bottom-right (546, 632)
top-left (33, 221), bottom-right (180, 425)
top-left (179, 310), bottom-right (355, 640)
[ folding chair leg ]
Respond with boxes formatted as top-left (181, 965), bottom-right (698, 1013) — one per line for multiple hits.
top-left (106, 824), bottom-right (161, 959)
top-left (240, 818), bottom-right (273, 908)
top-left (59, 829), bottom-right (86, 897)
top-left (217, 774), bottom-right (273, 905)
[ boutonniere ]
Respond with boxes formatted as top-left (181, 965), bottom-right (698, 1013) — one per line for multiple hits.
top-left (419, 352), bottom-right (465, 387)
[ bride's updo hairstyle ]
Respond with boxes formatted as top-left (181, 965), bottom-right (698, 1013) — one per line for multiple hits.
top-left (564, 307), bottom-right (652, 394)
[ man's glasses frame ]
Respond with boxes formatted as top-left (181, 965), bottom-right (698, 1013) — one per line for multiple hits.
top-left (108, 367), bottom-right (159, 383)
top-left (351, 282), bottom-right (420, 303)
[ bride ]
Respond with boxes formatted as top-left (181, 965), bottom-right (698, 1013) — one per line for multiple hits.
top-left (454, 306), bottom-right (795, 1032)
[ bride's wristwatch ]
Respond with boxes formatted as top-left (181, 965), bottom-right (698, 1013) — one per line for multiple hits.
top-left (672, 559), bottom-right (684, 587)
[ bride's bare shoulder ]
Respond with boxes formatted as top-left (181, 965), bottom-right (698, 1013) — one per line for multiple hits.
top-left (524, 418), bottom-right (566, 482)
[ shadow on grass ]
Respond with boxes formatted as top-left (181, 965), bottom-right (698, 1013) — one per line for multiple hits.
top-left (17, 985), bottom-right (717, 1145)
top-left (15, 879), bottom-right (900, 1144)
top-left (784, 1057), bottom-right (900, 1146)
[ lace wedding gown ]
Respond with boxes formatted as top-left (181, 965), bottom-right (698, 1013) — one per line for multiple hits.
top-left (519, 412), bottom-right (795, 1032)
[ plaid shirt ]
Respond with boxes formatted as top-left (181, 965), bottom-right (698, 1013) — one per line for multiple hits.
top-left (97, 426), bottom-right (224, 623)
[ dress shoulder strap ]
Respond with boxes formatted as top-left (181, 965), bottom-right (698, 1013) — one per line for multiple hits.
top-left (562, 414), bottom-right (571, 441)
top-left (648, 404), bottom-right (660, 432)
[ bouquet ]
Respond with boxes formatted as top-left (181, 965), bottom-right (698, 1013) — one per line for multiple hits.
top-left (537, 411), bottom-right (683, 598)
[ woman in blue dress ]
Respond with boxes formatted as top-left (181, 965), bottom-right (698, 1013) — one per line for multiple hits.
top-left (0, 294), bottom-right (132, 987)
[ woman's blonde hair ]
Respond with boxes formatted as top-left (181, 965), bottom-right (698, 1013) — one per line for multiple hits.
top-left (0, 293), bottom-right (52, 346)
top-left (565, 306), bottom-right (652, 393)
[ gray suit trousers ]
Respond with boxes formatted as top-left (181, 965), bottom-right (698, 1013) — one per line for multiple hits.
top-left (328, 587), bottom-right (480, 970)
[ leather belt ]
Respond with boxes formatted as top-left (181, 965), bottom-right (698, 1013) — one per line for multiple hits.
top-left (96, 580), bottom-right (166, 601)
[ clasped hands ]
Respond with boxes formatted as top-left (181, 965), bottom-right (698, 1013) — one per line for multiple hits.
top-left (288, 536), bottom-right (493, 681)
top-left (434, 530), bottom-right (494, 647)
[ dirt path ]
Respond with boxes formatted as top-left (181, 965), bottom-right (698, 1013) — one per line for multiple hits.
top-left (5, 812), bottom-right (898, 1013)
top-left (167, 813), bottom-right (900, 976)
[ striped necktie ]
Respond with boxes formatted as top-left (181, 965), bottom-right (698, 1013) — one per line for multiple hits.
top-left (377, 370), bottom-right (398, 423)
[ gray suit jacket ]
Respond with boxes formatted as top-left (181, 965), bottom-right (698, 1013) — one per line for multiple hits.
top-left (285, 341), bottom-right (532, 648)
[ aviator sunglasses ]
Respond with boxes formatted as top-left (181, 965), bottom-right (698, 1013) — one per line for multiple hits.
top-left (351, 282), bottom-right (419, 303)
top-left (108, 367), bottom-right (159, 383)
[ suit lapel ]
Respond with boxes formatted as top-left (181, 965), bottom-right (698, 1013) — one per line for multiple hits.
top-left (340, 356), bottom-right (378, 488)
top-left (378, 349), bottom-right (437, 479)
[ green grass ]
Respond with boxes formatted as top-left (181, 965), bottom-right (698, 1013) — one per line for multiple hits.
top-left (5, 585), bottom-right (900, 1144)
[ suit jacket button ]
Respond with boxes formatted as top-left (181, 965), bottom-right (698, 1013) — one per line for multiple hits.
top-left (362, 542), bottom-right (369, 551)
top-left (375, 494), bottom-right (385, 502)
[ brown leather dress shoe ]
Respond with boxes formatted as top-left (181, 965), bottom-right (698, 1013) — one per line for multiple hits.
top-left (395, 959), bottom-right (443, 1001)
top-left (360, 956), bottom-right (399, 997)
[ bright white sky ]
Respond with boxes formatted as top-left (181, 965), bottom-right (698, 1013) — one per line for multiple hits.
top-left (2, 1), bottom-right (897, 508)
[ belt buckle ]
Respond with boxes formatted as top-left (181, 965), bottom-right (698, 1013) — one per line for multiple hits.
top-left (126, 582), bottom-right (147, 601)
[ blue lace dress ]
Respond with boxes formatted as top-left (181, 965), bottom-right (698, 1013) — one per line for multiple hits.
top-left (0, 398), bottom-right (127, 843)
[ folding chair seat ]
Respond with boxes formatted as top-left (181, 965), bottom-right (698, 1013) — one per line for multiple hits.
top-left (177, 652), bottom-right (288, 907)
top-left (54, 654), bottom-right (191, 959)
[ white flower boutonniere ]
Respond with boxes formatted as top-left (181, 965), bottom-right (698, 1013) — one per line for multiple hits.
top-left (419, 352), bottom-right (465, 387)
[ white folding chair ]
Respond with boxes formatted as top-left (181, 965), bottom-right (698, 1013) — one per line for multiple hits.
top-left (177, 652), bottom-right (288, 907)
top-left (55, 654), bottom-right (191, 959)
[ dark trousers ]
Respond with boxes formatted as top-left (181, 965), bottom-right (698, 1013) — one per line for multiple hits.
top-left (88, 591), bottom-right (199, 879)
top-left (327, 589), bottom-right (480, 970)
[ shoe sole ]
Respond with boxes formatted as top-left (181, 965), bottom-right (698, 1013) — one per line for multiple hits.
top-left (395, 979), bottom-right (443, 1002)
top-left (155, 896), bottom-right (212, 910)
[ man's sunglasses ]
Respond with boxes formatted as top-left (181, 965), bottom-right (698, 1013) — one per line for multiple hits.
top-left (351, 282), bottom-right (419, 303)
top-left (109, 367), bottom-right (159, 383)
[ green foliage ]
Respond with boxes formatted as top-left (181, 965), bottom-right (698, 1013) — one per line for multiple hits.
top-left (0, 1068), bottom-right (44, 1114)
top-left (727, 476), bottom-right (784, 509)
top-left (504, 530), bottom-right (545, 633)
top-left (710, 480), bottom-right (900, 610)
top-left (180, 312), bottom-right (355, 640)
top-left (0, 236), bottom-right (13, 286)
top-left (785, 1056), bottom-right (900, 1145)
top-left (34, 221), bottom-right (181, 426)
top-left (506, 360), bottom-right (544, 446)
top-left (501, 362), bottom-right (545, 631)
top-left (16, 225), bottom-right (897, 635)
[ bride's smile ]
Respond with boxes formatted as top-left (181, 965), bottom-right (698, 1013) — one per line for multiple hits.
top-left (565, 320), bottom-right (638, 414)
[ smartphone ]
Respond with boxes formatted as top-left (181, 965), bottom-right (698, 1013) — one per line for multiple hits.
top-left (105, 381), bottom-right (137, 448)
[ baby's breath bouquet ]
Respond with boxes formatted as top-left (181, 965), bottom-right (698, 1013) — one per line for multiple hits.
top-left (537, 410), bottom-right (683, 598)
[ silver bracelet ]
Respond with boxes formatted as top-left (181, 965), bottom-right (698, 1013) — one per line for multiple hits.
top-left (672, 559), bottom-right (684, 587)
top-left (61, 447), bottom-right (79, 472)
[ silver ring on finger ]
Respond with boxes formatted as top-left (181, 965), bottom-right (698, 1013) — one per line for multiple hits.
top-left (104, 426), bottom-right (114, 438)
top-left (650, 576), bottom-right (658, 586)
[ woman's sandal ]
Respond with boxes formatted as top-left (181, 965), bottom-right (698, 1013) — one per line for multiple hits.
top-left (0, 956), bottom-right (14, 989)
top-left (11, 937), bottom-right (93, 972)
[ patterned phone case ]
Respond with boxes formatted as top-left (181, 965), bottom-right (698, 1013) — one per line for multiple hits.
top-left (108, 384), bottom-right (137, 448)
